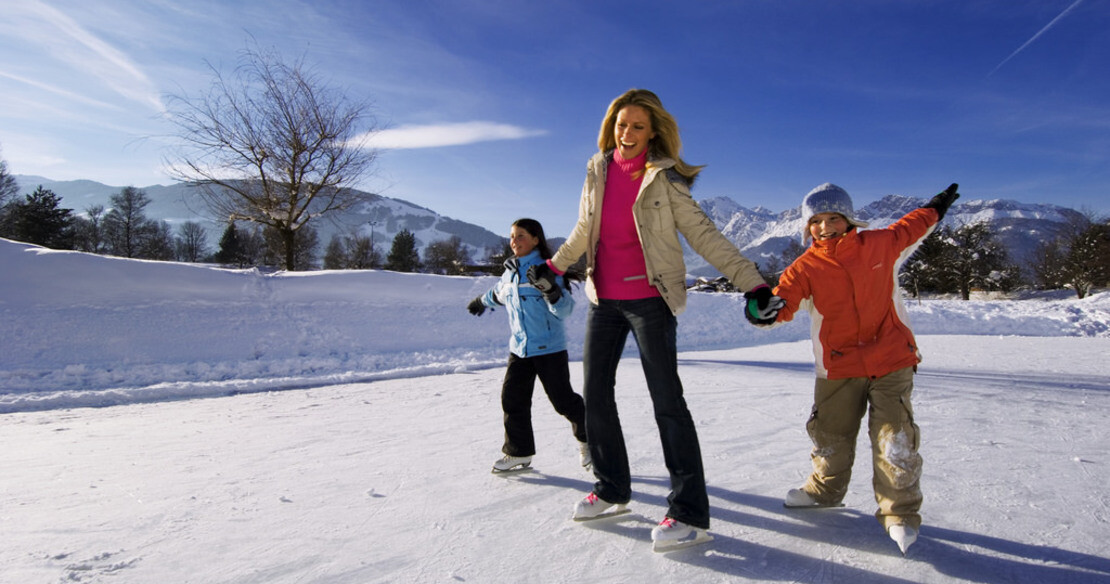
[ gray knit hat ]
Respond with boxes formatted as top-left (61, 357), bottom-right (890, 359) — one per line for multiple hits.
top-left (801, 183), bottom-right (869, 243)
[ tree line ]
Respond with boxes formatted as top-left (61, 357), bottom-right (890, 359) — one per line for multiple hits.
top-left (0, 185), bottom-right (503, 276)
top-left (0, 178), bottom-right (201, 262)
top-left (0, 156), bottom-right (503, 274)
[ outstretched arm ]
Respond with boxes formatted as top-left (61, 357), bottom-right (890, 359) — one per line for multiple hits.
top-left (921, 183), bottom-right (960, 221)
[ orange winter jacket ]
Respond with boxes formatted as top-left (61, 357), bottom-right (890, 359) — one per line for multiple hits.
top-left (774, 207), bottom-right (939, 380)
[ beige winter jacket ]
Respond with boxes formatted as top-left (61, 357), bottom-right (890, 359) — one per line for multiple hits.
top-left (550, 150), bottom-right (767, 316)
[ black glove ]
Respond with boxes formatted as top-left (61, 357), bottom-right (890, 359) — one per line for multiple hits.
top-left (922, 183), bottom-right (960, 221)
top-left (467, 296), bottom-right (487, 316)
top-left (527, 263), bottom-right (563, 305)
top-left (541, 285), bottom-right (562, 304)
top-left (527, 264), bottom-right (557, 293)
top-left (744, 285), bottom-right (785, 326)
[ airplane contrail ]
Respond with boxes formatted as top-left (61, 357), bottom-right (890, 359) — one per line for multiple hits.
top-left (988, 0), bottom-right (1085, 77)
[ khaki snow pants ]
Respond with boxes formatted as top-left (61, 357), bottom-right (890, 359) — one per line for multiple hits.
top-left (802, 366), bottom-right (923, 530)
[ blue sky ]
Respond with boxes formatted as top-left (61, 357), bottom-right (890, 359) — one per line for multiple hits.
top-left (1, 0), bottom-right (1107, 237)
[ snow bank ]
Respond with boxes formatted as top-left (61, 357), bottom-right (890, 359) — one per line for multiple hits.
top-left (2, 238), bottom-right (1108, 412)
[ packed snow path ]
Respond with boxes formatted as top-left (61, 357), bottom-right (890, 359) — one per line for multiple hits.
top-left (2, 336), bottom-right (1107, 583)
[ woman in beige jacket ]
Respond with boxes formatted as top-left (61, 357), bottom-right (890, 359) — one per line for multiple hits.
top-left (528, 88), bottom-right (782, 551)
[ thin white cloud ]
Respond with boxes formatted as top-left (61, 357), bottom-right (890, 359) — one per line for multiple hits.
top-left (0, 70), bottom-right (121, 110)
top-left (989, 0), bottom-right (1085, 77)
top-left (19, 0), bottom-right (164, 111)
top-left (359, 122), bottom-right (547, 150)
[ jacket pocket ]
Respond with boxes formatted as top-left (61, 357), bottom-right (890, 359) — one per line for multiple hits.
top-left (640, 192), bottom-right (670, 232)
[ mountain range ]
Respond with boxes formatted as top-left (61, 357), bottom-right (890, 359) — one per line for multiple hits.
top-left (14, 175), bottom-right (506, 261)
top-left (693, 193), bottom-right (1086, 277)
top-left (16, 175), bottom-right (1086, 275)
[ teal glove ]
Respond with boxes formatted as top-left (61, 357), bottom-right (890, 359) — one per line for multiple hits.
top-left (744, 285), bottom-right (785, 325)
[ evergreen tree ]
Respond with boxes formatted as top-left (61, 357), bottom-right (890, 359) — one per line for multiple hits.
top-left (215, 222), bottom-right (244, 266)
top-left (385, 228), bottom-right (421, 272)
top-left (949, 222), bottom-right (1020, 298)
top-left (901, 229), bottom-right (950, 298)
top-left (915, 223), bottom-right (1017, 299)
top-left (323, 235), bottom-right (348, 269)
top-left (902, 222), bottom-right (1021, 299)
top-left (6, 185), bottom-right (75, 248)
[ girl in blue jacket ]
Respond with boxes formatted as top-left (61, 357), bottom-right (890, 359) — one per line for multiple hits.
top-left (468, 218), bottom-right (589, 473)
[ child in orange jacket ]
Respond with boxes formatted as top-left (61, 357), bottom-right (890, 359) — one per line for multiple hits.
top-left (755, 182), bottom-right (959, 554)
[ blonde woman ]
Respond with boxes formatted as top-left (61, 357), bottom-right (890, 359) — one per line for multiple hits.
top-left (529, 89), bottom-right (782, 551)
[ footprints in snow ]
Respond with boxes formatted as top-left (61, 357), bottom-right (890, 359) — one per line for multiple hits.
top-left (46, 550), bottom-right (139, 581)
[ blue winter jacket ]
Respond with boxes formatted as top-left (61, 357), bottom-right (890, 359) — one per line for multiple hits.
top-left (481, 250), bottom-right (574, 358)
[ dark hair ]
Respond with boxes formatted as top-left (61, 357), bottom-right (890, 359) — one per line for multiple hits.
top-left (512, 218), bottom-right (584, 288)
top-left (512, 218), bottom-right (553, 259)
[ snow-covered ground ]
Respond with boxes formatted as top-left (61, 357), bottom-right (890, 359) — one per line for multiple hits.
top-left (1, 238), bottom-right (1108, 583)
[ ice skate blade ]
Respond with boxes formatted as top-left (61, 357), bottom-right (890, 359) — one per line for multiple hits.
top-left (490, 464), bottom-right (533, 475)
top-left (572, 506), bottom-right (630, 522)
top-left (889, 525), bottom-right (917, 555)
top-left (652, 531), bottom-right (714, 553)
top-left (782, 501), bottom-right (846, 509)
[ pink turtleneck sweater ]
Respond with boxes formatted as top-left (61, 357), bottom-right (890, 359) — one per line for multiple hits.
top-left (594, 148), bottom-right (660, 300)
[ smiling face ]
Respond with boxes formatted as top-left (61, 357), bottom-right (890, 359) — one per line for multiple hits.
top-left (614, 105), bottom-right (655, 160)
top-left (808, 212), bottom-right (851, 242)
top-left (509, 225), bottom-right (539, 258)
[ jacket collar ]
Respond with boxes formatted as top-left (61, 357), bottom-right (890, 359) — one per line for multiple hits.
top-left (596, 149), bottom-right (676, 171)
top-left (811, 227), bottom-right (860, 255)
top-left (504, 249), bottom-right (543, 272)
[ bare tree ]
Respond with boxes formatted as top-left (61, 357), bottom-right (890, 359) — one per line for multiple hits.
top-left (164, 43), bottom-right (379, 271)
top-left (1058, 213), bottom-right (1110, 299)
top-left (345, 233), bottom-right (378, 269)
top-left (175, 221), bottom-right (210, 262)
top-left (0, 147), bottom-right (20, 234)
top-left (0, 147), bottom-right (18, 209)
top-left (103, 187), bottom-right (155, 258)
top-left (322, 232), bottom-right (378, 270)
top-left (425, 236), bottom-right (471, 275)
top-left (73, 205), bottom-right (107, 253)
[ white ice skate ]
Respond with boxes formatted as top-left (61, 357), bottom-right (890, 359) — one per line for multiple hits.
top-left (578, 441), bottom-right (592, 470)
top-left (650, 517), bottom-right (713, 553)
top-left (888, 524), bottom-right (918, 555)
top-left (491, 454), bottom-right (532, 473)
top-left (783, 488), bottom-right (844, 509)
top-left (572, 492), bottom-right (628, 521)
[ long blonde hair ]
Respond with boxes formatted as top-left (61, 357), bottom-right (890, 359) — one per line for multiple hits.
top-left (597, 88), bottom-right (704, 182)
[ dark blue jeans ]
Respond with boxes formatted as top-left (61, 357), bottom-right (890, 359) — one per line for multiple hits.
top-left (583, 297), bottom-right (710, 529)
